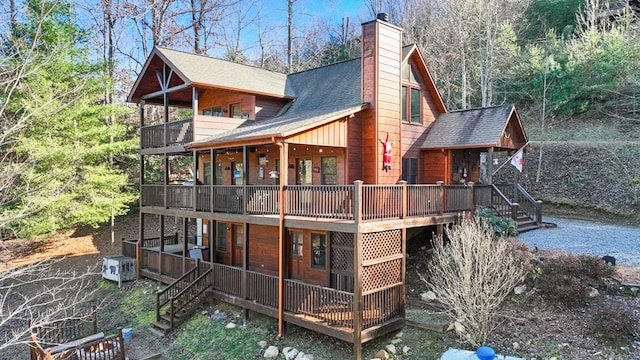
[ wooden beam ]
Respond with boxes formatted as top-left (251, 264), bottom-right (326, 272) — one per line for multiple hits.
top-left (141, 84), bottom-right (190, 100)
top-left (353, 232), bottom-right (363, 360)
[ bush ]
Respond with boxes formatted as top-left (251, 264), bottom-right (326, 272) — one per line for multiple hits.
top-left (475, 207), bottom-right (518, 237)
top-left (535, 253), bottom-right (616, 307)
top-left (424, 215), bottom-right (526, 346)
top-left (590, 299), bottom-right (638, 346)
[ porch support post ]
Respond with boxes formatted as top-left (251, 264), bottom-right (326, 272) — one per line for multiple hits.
top-left (487, 148), bottom-right (494, 185)
top-left (243, 145), bottom-right (249, 214)
top-left (437, 181), bottom-right (445, 215)
top-left (214, 149), bottom-right (218, 212)
top-left (399, 180), bottom-right (407, 219)
top-left (159, 215), bottom-right (165, 277)
top-left (242, 222), bottom-right (249, 324)
top-left (276, 141), bottom-right (288, 338)
top-left (183, 217), bottom-right (188, 274)
top-left (138, 101), bottom-right (145, 278)
top-left (193, 150), bottom-right (197, 212)
top-left (354, 180), bottom-right (363, 223)
top-left (400, 227), bottom-right (406, 320)
top-left (353, 232), bottom-right (363, 360)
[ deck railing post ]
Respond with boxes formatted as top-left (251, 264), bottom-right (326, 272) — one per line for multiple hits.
top-left (511, 203), bottom-right (519, 223)
top-left (398, 180), bottom-right (407, 219)
top-left (354, 180), bottom-right (363, 224)
top-left (467, 182), bottom-right (475, 211)
top-left (536, 200), bottom-right (543, 225)
top-left (436, 181), bottom-right (444, 214)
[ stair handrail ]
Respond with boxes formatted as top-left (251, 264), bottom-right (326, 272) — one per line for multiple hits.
top-left (156, 266), bottom-right (199, 322)
top-left (167, 268), bottom-right (213, 330)
top-left (489, 184), bottom-right (522, 222)
top-left (516, 184), bottom-right (542, 225)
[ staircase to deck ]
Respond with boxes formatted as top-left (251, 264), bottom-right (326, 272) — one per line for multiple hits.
top-left (154, 262), bottom-right (212, 333)
top-left (490, 184), bottom-right (543, 233)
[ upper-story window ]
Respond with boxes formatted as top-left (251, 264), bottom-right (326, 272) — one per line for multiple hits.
top-left (230, 103), bottom-right (242, 118)
top-left (203, 106), bottom-right (222, 116)
top-left (401, 63), bottom-right (422, 124)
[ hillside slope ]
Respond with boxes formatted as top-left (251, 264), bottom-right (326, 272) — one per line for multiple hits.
top-left (517, 142), bottom-right (640, 224)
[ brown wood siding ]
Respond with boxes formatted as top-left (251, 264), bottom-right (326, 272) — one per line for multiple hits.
top-left (193, 115), bottom-right (245, 142)
top-left (423, 150), bottom-right (448, 184)
top-left (347, 115), bottom-right (363, 182)
top-left (288, 120), bottom-right (348, 147)
top-left (255, 97), bottom-right (288, 121)
top-left (198, 89), bottom-right (256, 119)
top-left (247, 224), bottom-right (279, 276)
top-left (361, 20), bottom-right (402, 185)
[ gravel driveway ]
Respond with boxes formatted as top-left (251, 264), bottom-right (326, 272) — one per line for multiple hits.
top-left (518, 216), bottom-right (640, 267)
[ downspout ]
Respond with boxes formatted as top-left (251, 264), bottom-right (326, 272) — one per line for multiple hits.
top-left (274, 138), bottom-right (286, 338)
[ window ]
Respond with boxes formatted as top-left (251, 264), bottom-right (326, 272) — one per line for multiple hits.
top-left (401, 63), bottom-right (422, 124)
top-left (203, 106), bottom-right (222, 116)
top-left (233, 224), bottom-right (244, 247)
top-left (402, 158), bottom-right (418, 184)
top-left (203, 162), bottom-right (212, 185)
top-left (230, 103), bottom-right (242, 118)
top-left (410, 88), bottom-right (421, 123)
top-left (321, 157), bottom-right (337, 185)
top-left (291, 231), bottom-right (303, 256)
top-left (311, 233), bottom-right (326, 269)
top-left (217, 223), bottom-right (228, 251)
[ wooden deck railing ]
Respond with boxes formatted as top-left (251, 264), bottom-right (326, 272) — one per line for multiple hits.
top-left (210, 263), bottom-right (242, 297)
top-left (247, 271), bottom-right (278, 307)
top-left (362, 284), bottom-right (402, 329)
top-left (286, 185), bottom-right (354, 219)
top-left (141, 182), bottom-right (479, 221)
top-left (284, 280), bottom-right (355, 328)
top-left (141, 119), bottom-right (193, 149)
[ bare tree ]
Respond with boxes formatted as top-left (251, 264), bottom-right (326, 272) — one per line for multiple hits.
top-left (421, 215), bottom-right (526, 346)
top-left (0, 259), bottom-right (99, 353)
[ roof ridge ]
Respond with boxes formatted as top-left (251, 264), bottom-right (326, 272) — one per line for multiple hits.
top-left (287, 57), bottom-right (361, 76)
top-left (155, 46), bottom-right (288, 76)
top-left (447, 104), bottom-right (513, 113)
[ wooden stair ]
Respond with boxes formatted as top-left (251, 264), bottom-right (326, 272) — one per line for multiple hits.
top-left (490, 184), bottom-right (543, 233)
top-left (153, 264), bottom-right (212, 333)
top-left (154, 290), bottom-right (209, 332)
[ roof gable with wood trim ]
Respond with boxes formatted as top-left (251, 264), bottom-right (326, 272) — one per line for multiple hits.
top-left (421, 104), bottom-right (527, 150)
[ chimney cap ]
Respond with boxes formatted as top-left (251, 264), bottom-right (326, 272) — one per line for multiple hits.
top-left (376, 13), bottom-right (389, 22)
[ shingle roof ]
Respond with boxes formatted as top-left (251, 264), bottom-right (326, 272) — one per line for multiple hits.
top-left (422, 105), bottom-right (515, 148)
top-left (156, 47), bottom-right (289, 97)
top-left (192, 59), bottom-right (364, 146)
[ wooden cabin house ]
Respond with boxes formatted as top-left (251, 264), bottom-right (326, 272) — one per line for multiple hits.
top-left (127, 14), bottom-right (538, 359)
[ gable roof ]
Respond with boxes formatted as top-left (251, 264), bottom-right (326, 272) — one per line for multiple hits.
top-left (421, 104), bottom-right (526, 149)
top-left (190, 59), bottom-right (365, 148)
top-left (402, 44), bottom-right (447, 114)
top-left (128, 47), bottom-right (290, 103)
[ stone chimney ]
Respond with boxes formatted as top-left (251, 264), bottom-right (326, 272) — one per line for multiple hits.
top-left (361, 14), bottom-right (403, 184)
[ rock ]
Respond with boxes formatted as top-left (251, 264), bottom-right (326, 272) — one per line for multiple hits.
top-left (395, 332), bottom-right (403, 338)
top-left (391, 338), bottom-right (401, 344)
top-left (385, 344), bottom-right (396, 354)
top-left (200, 310), bottom-right (208, 315)
top-left (257, 341), bottom-right (267, 349)
top-left (403, 346), bottom-right (410, 354)
top-left (282, 347), bottom-right (292, 355)
top-left (588, 287), bottom-right (600, 298)
top-left (512, 342), bottom-right (520, 350)
top-left (225, 322), bottom-right (237, 329)
top-left (453, 321), bottom-right (466, 335)
top-left (284, 348), bottom-right (299, 360)
top-left (514, 284), bottom-right (527, 295)
top-left (294, 353), bottom-right (312, 360)
top-left (374, 349), bottom-right (390, 360)
top-left (420, 291), bottom-right (437, 302)
top-left (263, 345), bottom-right (279, 358)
